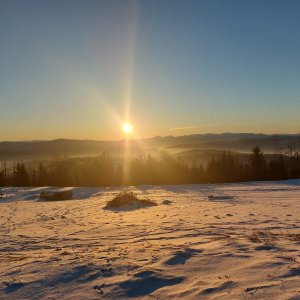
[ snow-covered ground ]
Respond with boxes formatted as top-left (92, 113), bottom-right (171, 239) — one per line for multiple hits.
top-left (1, 180), bottom-right (300, 299)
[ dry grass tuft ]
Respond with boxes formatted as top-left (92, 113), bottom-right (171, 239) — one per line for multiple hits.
top-left (248, 230), bottom-right (262, 243)
top-left (105, 191), bottom-right (157, 209)
top-left (287, 233), bottom-right (300, 241)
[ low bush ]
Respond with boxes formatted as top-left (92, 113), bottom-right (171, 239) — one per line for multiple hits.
top-left (105, 191), bottom-right (157, 209)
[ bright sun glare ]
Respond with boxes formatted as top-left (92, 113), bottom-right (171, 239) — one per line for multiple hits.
top-left (122, 123), bottom-right (133, 134)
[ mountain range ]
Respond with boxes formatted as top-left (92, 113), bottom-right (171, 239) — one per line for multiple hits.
top-left (1, 133), bottom-right (299, 161)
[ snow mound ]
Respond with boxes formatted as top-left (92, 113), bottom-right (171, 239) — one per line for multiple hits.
top-left (39, 189), bottom-right (73, 201)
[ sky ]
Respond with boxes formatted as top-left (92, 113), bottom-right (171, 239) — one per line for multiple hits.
top-left (0, 0), bottom-right (299, 141)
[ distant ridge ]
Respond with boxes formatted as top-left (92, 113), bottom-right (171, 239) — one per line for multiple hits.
top-left (0, 133), bottom-right (299, 160)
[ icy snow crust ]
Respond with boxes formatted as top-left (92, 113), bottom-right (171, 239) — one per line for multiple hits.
top-left (1, 180), bottom-right (300, 299)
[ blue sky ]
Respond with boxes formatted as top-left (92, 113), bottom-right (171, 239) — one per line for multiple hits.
top-left (0, 0), bottom-right (299, 140)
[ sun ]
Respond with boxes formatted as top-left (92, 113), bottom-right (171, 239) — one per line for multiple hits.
top-left (122, 122), bottom-right (133, 134)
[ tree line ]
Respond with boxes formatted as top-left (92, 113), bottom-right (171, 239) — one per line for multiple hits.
top-left (0, 146), bottom-right (300, 187)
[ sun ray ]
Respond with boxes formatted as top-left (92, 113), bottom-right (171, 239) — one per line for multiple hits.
top-left (120, 1), bottom-right (140, 185)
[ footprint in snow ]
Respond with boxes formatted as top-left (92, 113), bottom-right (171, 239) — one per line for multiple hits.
top-left (93, 283), bottom-right (106, 295)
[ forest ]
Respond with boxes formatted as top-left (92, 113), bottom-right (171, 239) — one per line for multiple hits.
top-left (0, 146), bottom-right (300, 187)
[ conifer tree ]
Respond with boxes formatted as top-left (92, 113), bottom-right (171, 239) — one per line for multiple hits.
top-left (248, 146), bottom-right (267, 180)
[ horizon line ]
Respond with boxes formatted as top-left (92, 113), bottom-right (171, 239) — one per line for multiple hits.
top-left (1, 131), bottom-right (300, 143)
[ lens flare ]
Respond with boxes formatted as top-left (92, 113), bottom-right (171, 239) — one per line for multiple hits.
top-left (122, 123), bottom-right (133, 134)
